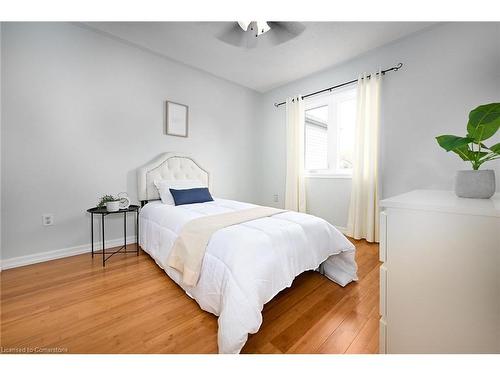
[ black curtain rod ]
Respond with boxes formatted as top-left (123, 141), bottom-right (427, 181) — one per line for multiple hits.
top-left (273, 62), bottom-right (403, 108)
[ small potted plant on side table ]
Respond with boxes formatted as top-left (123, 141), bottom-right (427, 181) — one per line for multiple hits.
top-left (436, 103), bottom-right (500, 199)
top-left (97, 195), bottom-right (121, 212)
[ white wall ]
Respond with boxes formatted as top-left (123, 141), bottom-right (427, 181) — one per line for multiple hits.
top-left (1, 22), bottom-right (260, 261)
top-left (255, 22), bottom-right (500, 228)
top-left (305, 177), bottom-right (351, 230)
top-left (2, 22), bottom-right (499, 264)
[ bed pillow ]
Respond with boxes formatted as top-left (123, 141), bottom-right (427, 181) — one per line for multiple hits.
top-left (153, 179), bottom-right (206, 205)
top-left (169, 187), bottom-right (214, 206)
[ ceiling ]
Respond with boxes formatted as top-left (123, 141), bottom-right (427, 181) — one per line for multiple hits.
top-left (84, 22), bottom-right (435, 92)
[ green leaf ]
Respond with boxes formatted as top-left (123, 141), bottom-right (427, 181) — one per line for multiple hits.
top-left (489, 142), bottom-right (500, 155)
top-left (436, 135), bottom-right (474, 152)
top-left (476, 154), bottom-right (499, 168)
top-left (451, 144), bottom-right (474, 161)
top-left (466, 103), bottom-right (500, 142)
top-left (475, 151), bottom-right (490, 160)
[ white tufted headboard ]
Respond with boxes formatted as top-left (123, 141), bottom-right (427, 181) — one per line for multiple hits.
top-left (137, 153), bottom-right (210, 204)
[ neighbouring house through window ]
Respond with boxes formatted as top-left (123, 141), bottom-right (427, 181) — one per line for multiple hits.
top-left (304, 85), bottom-right (357, 176)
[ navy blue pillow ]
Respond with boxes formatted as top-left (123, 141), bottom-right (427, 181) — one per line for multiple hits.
top-left (169, 187), bottom-right (214, 206)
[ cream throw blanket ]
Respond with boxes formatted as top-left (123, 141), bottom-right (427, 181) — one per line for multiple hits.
top-left (167, 206), bottom-right (285, 287)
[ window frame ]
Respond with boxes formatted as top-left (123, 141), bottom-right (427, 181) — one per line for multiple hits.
top-left (303, 84), bottom-right (357, 179)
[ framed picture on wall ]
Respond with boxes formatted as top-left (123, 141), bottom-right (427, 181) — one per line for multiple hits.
top-left (166, 101), bottom-right (189, 137)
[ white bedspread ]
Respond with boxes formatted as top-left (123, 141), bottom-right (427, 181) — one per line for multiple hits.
top-left (139, 199), bottom-right (357, 353)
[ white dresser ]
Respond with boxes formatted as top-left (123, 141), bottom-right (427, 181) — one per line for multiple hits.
top-left (379, 190), bottom-right (500, 354)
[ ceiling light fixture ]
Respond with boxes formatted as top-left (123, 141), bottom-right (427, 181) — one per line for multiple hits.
top-left (237, 21), bottom-right (251, 32)
top-left (237, 21), bottom-right (271, 37)
top-left (255, 21), bottom-right (271, 36)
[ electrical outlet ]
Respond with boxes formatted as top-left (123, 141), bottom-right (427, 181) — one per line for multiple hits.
top-left (273, 194), bottom-right (279, 203)
top-left (42, 214), bottom-right (54, 226)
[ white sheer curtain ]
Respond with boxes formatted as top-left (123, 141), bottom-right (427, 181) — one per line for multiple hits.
top-left (285, 96), bottom-right (307, 213)
top-left (347, 72), bottom-right (382, 242)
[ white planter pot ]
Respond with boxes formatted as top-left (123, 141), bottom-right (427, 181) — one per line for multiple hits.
top-left (454, 170), bottom-right (496, 199)
top-left (106, 201), bottom-right (121, 212)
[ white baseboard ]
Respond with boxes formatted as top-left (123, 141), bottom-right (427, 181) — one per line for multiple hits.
top-left (0, 236), bottom-right (137, 271)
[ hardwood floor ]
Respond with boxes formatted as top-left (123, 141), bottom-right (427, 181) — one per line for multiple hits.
top-left (0, 239), bottom-right (379, 354)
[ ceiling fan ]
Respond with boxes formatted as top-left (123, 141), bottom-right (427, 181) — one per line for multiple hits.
top-left (217, 21), bottom-right (305, 49)
top-left (237, 21), bottom-right (271, 36)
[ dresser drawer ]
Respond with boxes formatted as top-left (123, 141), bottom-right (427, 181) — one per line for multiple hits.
top-left (380, 265), bottom-right (387, 318)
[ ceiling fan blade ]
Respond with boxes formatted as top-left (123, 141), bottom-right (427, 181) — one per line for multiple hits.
top-left (272, 22), bottom-right (306, 37)
top-left (263, 22), bottom-right (306, 46)
top-left (216, 23), bottom-right (247, 47)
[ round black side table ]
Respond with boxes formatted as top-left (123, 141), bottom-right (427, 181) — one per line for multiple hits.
top-left (87, 205), bottom-right (140, 266)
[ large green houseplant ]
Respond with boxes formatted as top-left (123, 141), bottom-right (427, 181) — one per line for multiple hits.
top-left (436, 102), bottom-right (499, 198)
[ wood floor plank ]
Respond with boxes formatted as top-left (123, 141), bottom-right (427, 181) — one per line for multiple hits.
top-left (345, 317), bottom-right (379, 354)
top-left (286, 265), bottom-right (379, 354)
top-left (316, 265), bottom-right (380, 354)
top-left (1, 239), bottom-right (379, 354)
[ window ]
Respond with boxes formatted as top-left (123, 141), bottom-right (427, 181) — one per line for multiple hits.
top-left (304, 85), bottom-right (357, 176)
top-left (304, 105), bottom-right (329, 170)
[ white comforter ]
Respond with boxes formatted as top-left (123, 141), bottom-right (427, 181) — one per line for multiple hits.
top-left (139, 199), bottom-right (357, 353)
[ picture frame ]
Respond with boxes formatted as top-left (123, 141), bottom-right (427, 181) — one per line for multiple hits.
top-left (166, 100), bottom-right (189, 137)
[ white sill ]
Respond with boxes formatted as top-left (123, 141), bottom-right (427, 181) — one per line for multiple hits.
top-left (305, 173), bottom-right (352, 179)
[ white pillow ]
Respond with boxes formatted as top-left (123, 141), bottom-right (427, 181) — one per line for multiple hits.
top-left (153, 179), bottom-right (206, 205)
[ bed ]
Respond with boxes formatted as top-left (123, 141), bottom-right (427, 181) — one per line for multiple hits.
top-left (137, 153), bottom-right (358, 353)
